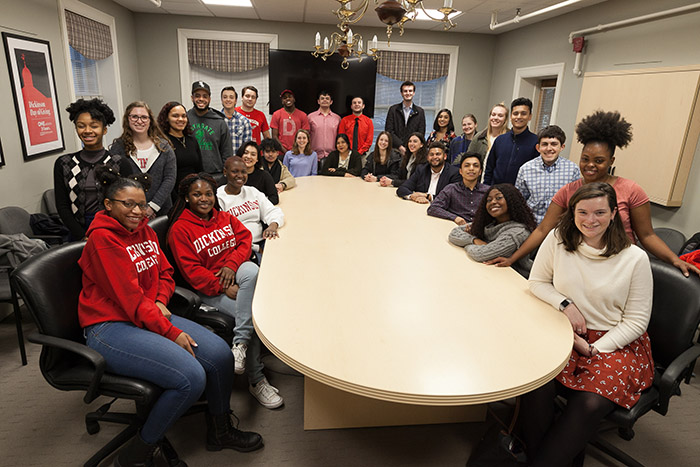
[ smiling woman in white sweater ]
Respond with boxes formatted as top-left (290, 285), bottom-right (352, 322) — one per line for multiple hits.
top-left (217, 156), bottom-right (285, 256)
top-left (520, 182), bottom-right (653, 467)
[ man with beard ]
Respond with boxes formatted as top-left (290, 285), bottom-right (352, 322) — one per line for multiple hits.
top-left (397, 142), bottom-right (460, 203)
top-left (187, 81), bottom-right (233, 174)
top-left (270, 89), bottom-right (309, 152)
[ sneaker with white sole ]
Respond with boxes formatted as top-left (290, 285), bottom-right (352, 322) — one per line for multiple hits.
top-left (232, 343), bottom-right (247, 375)
top-left (249, 377), bottom-right (284, 409)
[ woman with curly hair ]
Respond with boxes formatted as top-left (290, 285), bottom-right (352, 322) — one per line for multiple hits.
top-left (379, 132), bottom-right (428, 188)
top-left (54, 98), bottom-right (130, 240)
top-left (448, 183), bottom-right (536, 266)
top-left (111, 101), bottom-right (176, 219)
top-left (157, 101), bottom-right (203, 201)
top-left (487, 110), bottom-right (699, 276)
top-left (521, 182), bottom-right (653, 466)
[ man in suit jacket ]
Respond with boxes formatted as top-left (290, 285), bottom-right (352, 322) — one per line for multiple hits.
top-left (397, 142), bottom-right (460, 203)
top-left (384, 81), bottom-right (426, 156)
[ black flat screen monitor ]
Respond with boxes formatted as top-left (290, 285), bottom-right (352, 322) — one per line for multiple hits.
top-left (268, 49), bottom-right (377, 118)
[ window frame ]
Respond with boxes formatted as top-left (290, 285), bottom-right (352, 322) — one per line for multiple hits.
top-left (375, 40), bottom-right (459, 112)
top-left (176, 29), bottom-right (278, 112)
top-left (58, 0), bottom-right (124, 148)
top-left (512, 63), bottom-right (565, 126)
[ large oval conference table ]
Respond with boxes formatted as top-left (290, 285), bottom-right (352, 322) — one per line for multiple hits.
top-left (253, 176), bottom-right (572, 429)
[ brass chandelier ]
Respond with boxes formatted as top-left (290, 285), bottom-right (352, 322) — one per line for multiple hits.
top-left (312, 0), bottom-right (458, 69)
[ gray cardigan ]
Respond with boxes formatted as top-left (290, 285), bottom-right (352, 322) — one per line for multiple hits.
top-left (110, 138), bottom-right (177, 214)
top-left (448, 221), bottom-right (530, 264)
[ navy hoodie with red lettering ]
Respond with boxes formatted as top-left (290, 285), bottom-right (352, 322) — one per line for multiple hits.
top-left (168, 207), bottom-right (252, 297)
top-left (78, 210), bottom-right (181, 341)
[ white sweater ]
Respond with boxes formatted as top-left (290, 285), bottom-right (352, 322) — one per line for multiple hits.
top-left (216, 185), bottom-right (285, 251)
top-left (528, 230), bottom-right (653, 353)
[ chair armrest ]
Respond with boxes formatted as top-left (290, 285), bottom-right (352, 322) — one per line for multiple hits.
top-left (170, 287), bottom-right (200, 319)
top-left (30, 234), bottom-right (64, 245)
top-left (190, 309), bottom-right (235, 346)
top-left (27, 331), bottom-right (107, 404)
top-left (655, 343), bottom-right (700, 415)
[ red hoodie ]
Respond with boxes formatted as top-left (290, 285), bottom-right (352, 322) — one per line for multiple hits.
top-left (168, 208), bottom-right (252, 296)
top-left (78, 211), bottom-right (181, 341)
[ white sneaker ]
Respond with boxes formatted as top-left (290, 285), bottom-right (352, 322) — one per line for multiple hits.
top-left (249, 377), bottom-right (284, 409)
top-left (232, 343), bottom-right (247, 375)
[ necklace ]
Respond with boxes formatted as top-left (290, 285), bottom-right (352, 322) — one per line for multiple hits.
top-left (171, 134), bottom-right (186, 148)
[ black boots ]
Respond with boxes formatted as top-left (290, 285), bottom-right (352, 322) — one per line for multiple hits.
top-left (159, 437), bottom-right (188, 467)
top-left (114, 435), bottom-right (187, 467)
top-left (205, 412), bottom-right (264, 452)
top-left (114, 434), bottom-right (157, 467)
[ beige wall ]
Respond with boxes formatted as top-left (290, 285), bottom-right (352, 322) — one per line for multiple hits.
top-left (132, 13), bottom-right (496, 125)
top-left (0, 0), bottom-right (138, 211)
top-left (487, 0), bottom-right (700, 235)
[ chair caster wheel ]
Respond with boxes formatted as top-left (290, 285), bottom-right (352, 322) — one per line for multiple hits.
top-left (86, 420), bottom-right (100, 435)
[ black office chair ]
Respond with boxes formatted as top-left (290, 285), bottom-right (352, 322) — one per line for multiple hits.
top-left (10, 241), bottom-right (202, 467)
top-left (0, 206), bottom-right (63, 245)
top-left (653, 227), bottom-right (687, 256)
top-left (0, 263), bottom-right (26, 365)
top-left (585, 258), bottom-right (700, 466)
top-left (149, 216), bottom-right (234, 345)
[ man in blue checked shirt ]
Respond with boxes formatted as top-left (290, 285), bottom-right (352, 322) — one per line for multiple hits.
top-left (221, 86), bottom-right (253, 155)
top-left (515, 125), bottom-right (581, 224)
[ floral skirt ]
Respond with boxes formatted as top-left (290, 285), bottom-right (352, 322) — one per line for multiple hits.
top-left (556, 330), bottom-right (654, 409)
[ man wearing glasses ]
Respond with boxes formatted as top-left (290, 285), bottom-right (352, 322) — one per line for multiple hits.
top-left (188, 81), bottom-right (233, 175)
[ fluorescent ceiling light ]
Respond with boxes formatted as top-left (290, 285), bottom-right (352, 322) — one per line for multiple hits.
top-left (202, 0), bottom-right (253, 7)
top-left (414, 9), bottom-right (461, 21)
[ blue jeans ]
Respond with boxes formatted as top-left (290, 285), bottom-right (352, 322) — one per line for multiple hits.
top-left (85, 315), bottom-right (233, 444)
top-left (198, 261), bottom-right (264, 385)
top-left (199, 261), bottom-right (257, 344)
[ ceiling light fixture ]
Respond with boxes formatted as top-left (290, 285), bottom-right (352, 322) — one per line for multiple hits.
top-left (313, 0), bottom-right (459, 69)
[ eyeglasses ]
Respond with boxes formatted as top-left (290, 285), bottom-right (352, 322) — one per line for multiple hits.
top-left (128, 115), bottom-right (150, 123)
top-left (109, 199), bottom-right (149, 210)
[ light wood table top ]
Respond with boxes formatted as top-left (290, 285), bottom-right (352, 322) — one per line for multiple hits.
top-left (253, 176), bottom-right (573, 406)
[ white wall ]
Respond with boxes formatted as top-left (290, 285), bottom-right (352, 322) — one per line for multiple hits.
top-left (0, 0), bottom-right (139, 211)
top-left (488, 0), bottom-right (700, 235)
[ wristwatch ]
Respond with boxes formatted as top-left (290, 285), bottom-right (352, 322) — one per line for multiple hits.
top-left (559, 298), bottom-right (573, 311)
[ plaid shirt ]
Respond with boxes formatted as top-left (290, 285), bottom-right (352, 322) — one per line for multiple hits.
top-left (515, 156), bottom-right (581, 224)
top-left (222, 109), bottom-right (253, 154)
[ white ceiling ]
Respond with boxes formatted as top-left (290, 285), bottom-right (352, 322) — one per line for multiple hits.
top-left (112, 0), bottom-right (606, 34)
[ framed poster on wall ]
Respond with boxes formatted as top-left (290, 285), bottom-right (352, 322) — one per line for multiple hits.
top-left (2, 32), bottom-right (64, 160)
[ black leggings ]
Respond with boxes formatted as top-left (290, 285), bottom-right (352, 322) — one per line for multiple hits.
top-left (520, 380), bottom-right (615, 467)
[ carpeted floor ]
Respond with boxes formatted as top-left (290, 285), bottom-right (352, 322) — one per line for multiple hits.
top-left (2, 314), bottom-right (699, 466)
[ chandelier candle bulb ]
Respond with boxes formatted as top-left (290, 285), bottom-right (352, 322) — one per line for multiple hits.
top-left (371, 35), bottom-right (378, 50)
top-left (324, 37), bottom-right (329, 50)
top-left (315, 32), bottom-right (321, 47)
top-left (358, 39), bottom-right (363, 52)
top-left (347, 29), bottom-right (353, 44)
top-left (444, 0), bottom-right (453, 8)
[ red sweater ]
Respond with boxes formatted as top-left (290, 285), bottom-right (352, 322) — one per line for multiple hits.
top-left (78, 211), bottom-right (181, 341)
top-left (167, 208), bottom-right (252, 296)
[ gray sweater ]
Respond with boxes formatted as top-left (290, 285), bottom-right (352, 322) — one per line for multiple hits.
top-left (448, 221), bottom-right (530, 264)
top-left (110, 138), bottom-right (176, 214)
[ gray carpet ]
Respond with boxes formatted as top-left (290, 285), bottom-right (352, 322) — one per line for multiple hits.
top-left (2, 314), bottom-right (699, 466)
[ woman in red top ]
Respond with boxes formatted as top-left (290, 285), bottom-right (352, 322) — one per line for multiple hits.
top-left (79, 168), bottom-right (262, 467)
top-left (167, 171), bottom-right (284, 409)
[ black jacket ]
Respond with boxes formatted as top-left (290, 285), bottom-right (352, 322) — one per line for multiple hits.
top-left (385, 102), bottom-right (426, 149)
top-left (396, 163), bottom-right (461, 199)
top-left (320, 150), bottom-right (362, 177)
